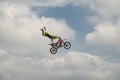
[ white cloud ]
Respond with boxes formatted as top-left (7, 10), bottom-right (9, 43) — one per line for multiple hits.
top-left (83, 0), bottom-right (120, 55)
top-left (0, 3), bottom-right (75, 53)
top-left (0, 49), bottom-right (120, 80)
top-left (85, 22), bottom-right (120, 47)
top-left (90, 0), bottom-right (120, 17)
top-left (72, 0), bottom-right (120, 17)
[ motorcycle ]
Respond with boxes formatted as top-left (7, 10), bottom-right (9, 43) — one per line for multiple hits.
top-left (49, 39), bottom-right (71, 54)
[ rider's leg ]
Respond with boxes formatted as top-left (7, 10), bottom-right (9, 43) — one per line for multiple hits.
top-left (58, 37), bottom-right (62, 46)
top-left (56, 39), bottom-right (62, 48)
top-left (51, 38), bottom-right (54, 43)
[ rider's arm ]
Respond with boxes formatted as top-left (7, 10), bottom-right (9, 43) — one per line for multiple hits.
top-left (58, 37), bottom-right (62, 40)
top-left (51, 39), bottom-right (54, 43)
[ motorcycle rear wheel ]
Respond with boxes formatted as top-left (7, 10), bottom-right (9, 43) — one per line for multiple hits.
top-left (50, 47), bottom-right (57, 54)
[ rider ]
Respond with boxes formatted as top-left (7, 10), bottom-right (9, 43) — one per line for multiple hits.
top-left (40, 27), bottom-right (61, 45)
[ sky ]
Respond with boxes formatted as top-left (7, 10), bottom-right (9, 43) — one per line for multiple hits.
top-left (0, 0), bottom-right (120, 80)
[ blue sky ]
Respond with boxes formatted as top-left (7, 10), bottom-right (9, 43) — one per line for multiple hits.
top-left (33, 5), bottom-right (94, 39)
top-left (32, 5), bottom-right (96, 53)
top-left (0, 0), bottom-right (120, 80)
top-left (33, 5), bottom-right (120, 60)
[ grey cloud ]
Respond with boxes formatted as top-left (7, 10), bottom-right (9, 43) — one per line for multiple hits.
top-left (1, 0), bottom-right (120, 17)
top-left (0, 0), bottom-right (120, 80)
top-left (0, 0), bottom-right (72, 7)
top-left (0, 50), bottom-right (120, 80)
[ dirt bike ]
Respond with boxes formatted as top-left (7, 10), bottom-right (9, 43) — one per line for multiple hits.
top-left (48, 39), bottom-right (71, 54)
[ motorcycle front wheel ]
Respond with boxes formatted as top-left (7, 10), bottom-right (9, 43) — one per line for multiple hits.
top-left (64, 42), bottom-right (71, 49)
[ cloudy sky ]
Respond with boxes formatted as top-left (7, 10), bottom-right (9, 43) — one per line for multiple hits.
top-left (0, 0), bottom-right (120, 80)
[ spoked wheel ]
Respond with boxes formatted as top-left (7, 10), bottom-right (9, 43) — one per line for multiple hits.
top-left (64, 42), bottom-right (71, 49)
top-left (50, 47), bottom-right (57, 54)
